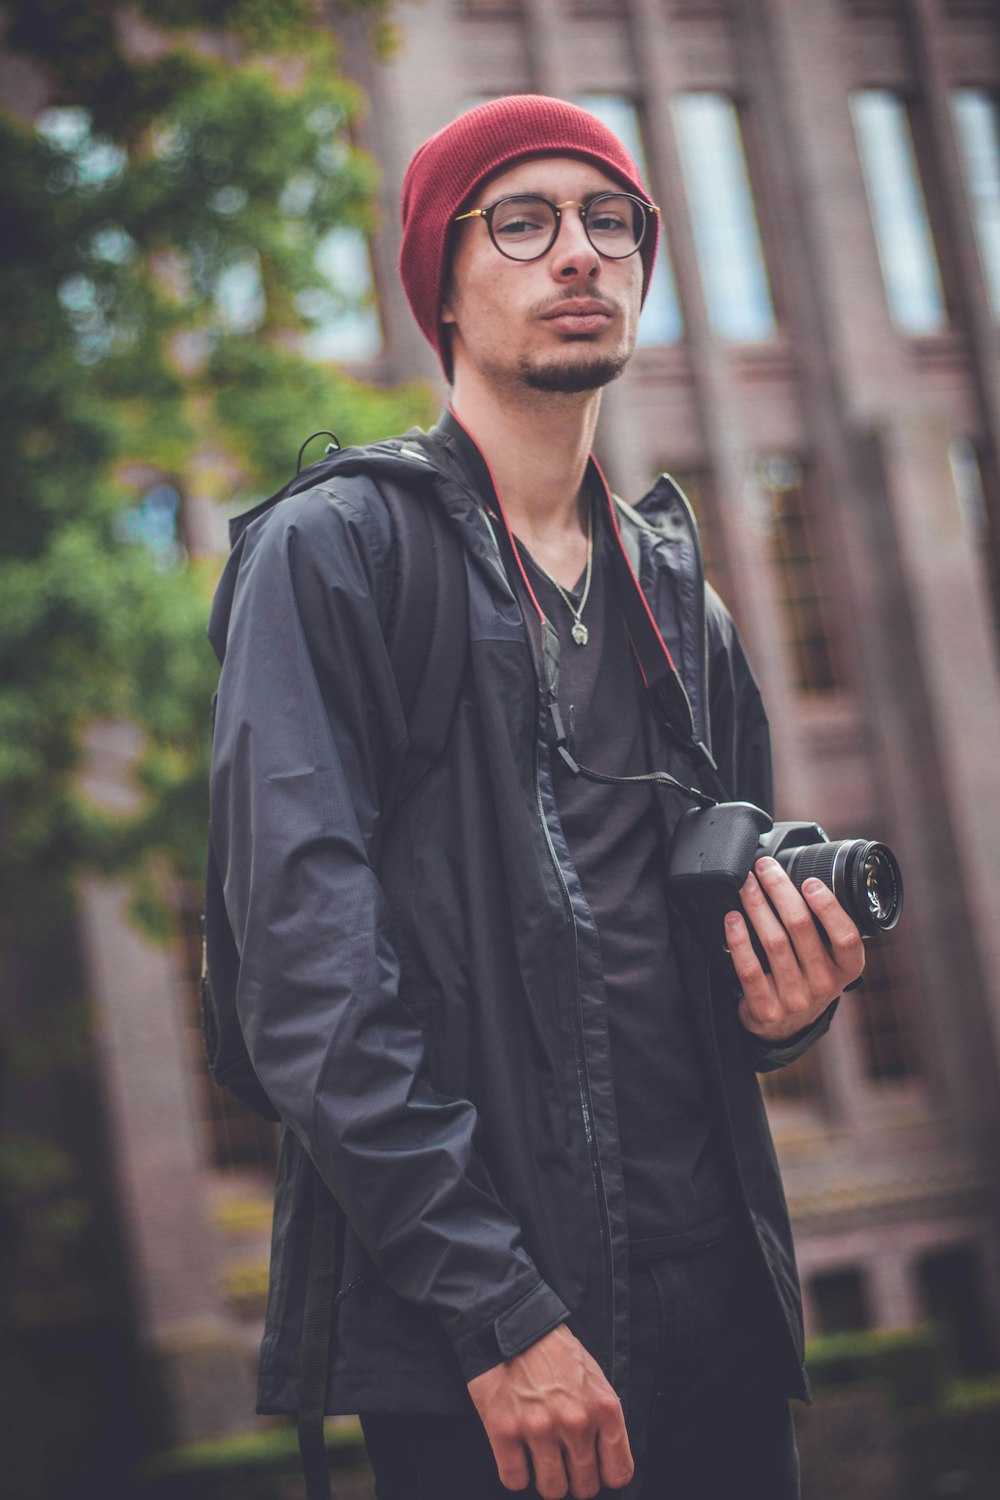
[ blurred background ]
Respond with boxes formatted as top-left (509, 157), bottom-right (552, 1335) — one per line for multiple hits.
top-left (2, 1), bottom-right (1000, 1496)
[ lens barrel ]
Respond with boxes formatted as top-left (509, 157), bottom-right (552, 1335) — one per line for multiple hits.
top-left (777, 839), bottom-right (903, 936)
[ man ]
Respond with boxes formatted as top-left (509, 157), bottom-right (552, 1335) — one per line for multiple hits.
top-left (209, 96), bottom-right (864, 1498)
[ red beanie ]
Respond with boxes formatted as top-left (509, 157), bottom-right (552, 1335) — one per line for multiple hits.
top-left (399, 94), bottom-right (660, 378)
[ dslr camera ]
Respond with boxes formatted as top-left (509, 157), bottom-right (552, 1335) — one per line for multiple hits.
top-left (666, 801), bottom-right (903, 962)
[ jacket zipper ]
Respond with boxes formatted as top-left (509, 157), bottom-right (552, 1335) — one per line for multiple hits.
top-left (473, 498), bottom-right (617, 1383)
top-left (532, 732), bottom-right (616, 1383)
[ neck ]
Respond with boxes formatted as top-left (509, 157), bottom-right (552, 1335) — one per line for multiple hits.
top-left (449, 370), bottom-right (601, 545)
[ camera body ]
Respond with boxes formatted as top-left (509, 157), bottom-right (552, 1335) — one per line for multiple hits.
top-left (666, 801), bottom-right (902, 962)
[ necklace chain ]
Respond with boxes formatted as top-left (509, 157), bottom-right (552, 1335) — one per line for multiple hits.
top-left (518, 501), bottom-right (594, 646)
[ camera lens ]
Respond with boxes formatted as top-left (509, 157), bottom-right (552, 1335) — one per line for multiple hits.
top-left (777, 839), bottom-right (903, 936)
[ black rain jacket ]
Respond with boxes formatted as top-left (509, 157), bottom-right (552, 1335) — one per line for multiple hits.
top-left (208, 417), bottom-right (834, 1417)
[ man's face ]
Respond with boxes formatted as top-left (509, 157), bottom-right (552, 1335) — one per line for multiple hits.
top-left (442, 155), bottom-right (644, 396)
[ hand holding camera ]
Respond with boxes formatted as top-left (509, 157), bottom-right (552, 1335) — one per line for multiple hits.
top-left (667, 803), bottom-right (903, 1042)
top-left (727, 855), bottom-right (865, 1041)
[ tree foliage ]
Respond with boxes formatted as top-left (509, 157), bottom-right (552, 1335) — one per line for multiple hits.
top-left (0, 0), bottom-right (434, 937)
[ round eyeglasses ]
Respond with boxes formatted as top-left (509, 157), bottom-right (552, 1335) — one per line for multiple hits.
top-left (453, 192), bottom-right (659, 263)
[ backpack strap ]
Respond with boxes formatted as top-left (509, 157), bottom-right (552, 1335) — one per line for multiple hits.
top-left (297, 1167), bottom-right (346, 1500)
top-left (381, 474), bottom-right (468, 805)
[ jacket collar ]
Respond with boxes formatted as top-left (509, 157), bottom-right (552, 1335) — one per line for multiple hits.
top-left (428, 410), bottom-right (712, 771)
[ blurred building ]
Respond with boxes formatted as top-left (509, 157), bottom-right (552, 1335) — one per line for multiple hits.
top-left (22, 0), bottom-right (1000, 1458)
top-left (332, 0), bottom-right (1000, 1375)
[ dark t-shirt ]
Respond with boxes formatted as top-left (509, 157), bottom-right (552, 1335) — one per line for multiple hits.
top-left (515, 521), bottom-right (737, 1255)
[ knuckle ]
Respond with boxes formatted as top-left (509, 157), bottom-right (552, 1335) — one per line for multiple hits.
top-left (846, 935), bottom-right (866, 967)
top-left (787, 909), bottom-right (813, 937)
top-left (768, 930), bottom-right (791, 960)
top-left (561, 1408), bottom-right (590, 1441)
top-left (595, 1392), bottom-right (621, 1421)
top-left (732, 954), bottom-right (759, 983)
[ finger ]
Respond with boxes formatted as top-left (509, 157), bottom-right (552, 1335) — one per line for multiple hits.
top-left (739, 867), bottom-right (812, 990)
top-left (562, 1439), bottom-right (602, 1500)
top-left (753, 858), bottom-right (833, 972)
top-left (801, 878), bottom-right (866, 984)
top-left (556, 1407), bottom-right (601, 1499)
top-left (725, 909), bottom-right (784, 1031)
top-left (596, 1406), bottom-right (635, 1491)
top-left (743, 864), bottom-right (815, 978)
top-left (487, 1429), bottom-right (531, 1492)
top-left (528, 1437), bottom-right (570, 1500)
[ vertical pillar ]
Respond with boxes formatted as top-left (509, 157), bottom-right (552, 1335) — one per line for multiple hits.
top-left (867, 1242), bottom-right (923, 1330)
top-left (77, 722), bottom-right (256, 1445)
top-left (625, 0), bottom-right (813, 807)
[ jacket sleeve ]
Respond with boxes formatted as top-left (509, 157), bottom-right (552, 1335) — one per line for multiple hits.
top-left (209, 482), bottom-right (568, 1381)
top-left (704, 583), bottom-right (839, 1073)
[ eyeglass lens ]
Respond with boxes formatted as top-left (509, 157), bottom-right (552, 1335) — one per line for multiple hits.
top-left (489, 194), bottom-right (647, 261)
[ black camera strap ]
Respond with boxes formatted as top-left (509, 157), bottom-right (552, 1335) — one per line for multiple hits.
top-left (434, 406), bottom-right (727, 810)
top-left (546, 698), bottom-right (719, 810)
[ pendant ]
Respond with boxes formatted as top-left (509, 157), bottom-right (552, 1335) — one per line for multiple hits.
top-left (571, 621), bottom-right (589, 646)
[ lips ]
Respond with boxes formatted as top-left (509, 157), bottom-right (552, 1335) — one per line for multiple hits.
top-left (540, 300), bottom-right (615, 334)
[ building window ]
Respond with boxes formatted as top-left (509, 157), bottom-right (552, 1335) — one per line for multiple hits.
top-left (850, 931), bottom-right (923, 1084)
top-left (760, 457), bottom-right (845, 694)
top-left (850, 90), bottom-right (948, 335)
top-left (811, 1267), bottom-right (872, 1334)
top-left (917, 1246), bottom-right (995, 1374)
top-left (301, 228), bottom-right (382, 363)
top-left (671, 92), bottom-right (777, 342)
top-left (175, 896), bottom-right (279, 1175)
top-left (951, 89), bottom-right (1000, 321)
top-left (573, 95), bottom-right (683, 347)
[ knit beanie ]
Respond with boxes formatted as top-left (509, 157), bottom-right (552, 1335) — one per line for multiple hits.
top-left (399, 94), bottom-right (660, 377)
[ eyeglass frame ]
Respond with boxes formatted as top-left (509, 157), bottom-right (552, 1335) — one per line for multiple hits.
top-left (452, 191), bottom-right (660, 263)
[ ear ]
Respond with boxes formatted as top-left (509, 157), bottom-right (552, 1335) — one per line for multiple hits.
top-left (440, 287), bottom-right (456, 326)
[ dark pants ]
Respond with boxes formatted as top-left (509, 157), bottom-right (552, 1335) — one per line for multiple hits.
top-left (361, 1228), bottom-right (800, 1499)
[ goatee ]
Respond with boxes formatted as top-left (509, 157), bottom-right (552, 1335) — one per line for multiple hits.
top-left (518, 350), bottom-right (629, 394)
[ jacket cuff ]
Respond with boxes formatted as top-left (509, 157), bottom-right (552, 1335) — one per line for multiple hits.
top-left (744, 996), bottom-right (840, 1074)
top-left (451, 1280), bottom-right (570, 1384)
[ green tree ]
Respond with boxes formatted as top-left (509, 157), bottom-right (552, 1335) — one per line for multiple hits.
top-left (0, 0), bottom-right (433, 1374)
top-left (0, 0), bottom-right (432, 937)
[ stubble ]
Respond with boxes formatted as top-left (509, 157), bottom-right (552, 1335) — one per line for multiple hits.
top-left (516, 346), bottom-right (630, 394)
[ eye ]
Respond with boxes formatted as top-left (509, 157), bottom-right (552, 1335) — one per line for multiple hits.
top-left (492, 198), bottom-right (553, 239)
top-left (589, 211), bottom-right (628, 233)
top-left (586, 197), bottom-right (632, 236)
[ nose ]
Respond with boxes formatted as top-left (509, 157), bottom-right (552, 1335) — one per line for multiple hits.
top-left (548, 206), bottom-right (601, 281)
